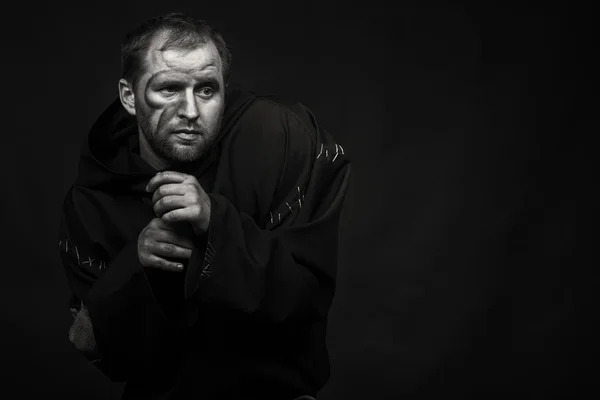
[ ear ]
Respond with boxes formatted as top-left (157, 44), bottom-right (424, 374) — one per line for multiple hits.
top-left (118, 79), bottom-right (136, 116)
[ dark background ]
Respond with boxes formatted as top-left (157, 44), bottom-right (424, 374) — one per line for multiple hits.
top-left (2, 1), bottom-right (593, 398)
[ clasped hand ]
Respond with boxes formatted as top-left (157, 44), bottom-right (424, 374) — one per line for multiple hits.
top-left (137, 171), bottom-right (211, 272)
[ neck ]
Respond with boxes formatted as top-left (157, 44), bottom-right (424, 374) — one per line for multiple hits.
top-left (139, 130), bottom-right (169, 170)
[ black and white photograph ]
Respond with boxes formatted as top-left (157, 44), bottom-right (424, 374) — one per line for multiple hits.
top-left (2, 1), bottom-right (591, 399)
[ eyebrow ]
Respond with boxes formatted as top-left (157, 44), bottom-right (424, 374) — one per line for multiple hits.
top-left (147, 70), bottom-right (220, 86)
top-left (197, 61), bottom-right (217, 71)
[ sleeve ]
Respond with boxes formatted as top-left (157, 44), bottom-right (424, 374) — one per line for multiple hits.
top-left (58, 188), bottom-right (180, 382)
top-left (183, 100), bottom-right (352, 327)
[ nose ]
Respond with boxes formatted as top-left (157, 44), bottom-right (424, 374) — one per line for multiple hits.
top-left (178, 90), bottom-right (199, 121)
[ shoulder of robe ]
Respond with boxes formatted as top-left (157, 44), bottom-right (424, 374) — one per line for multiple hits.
top-left (232, 94), bottom-right (318, 152)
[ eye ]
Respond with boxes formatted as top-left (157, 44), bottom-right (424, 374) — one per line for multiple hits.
top-left (197, 87), bottom-right (214, 98)
top-left (158, 86), bottom-right (179, 95)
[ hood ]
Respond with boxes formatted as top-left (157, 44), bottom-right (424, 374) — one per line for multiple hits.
top-left (74, 83), bottom-right (257, 193)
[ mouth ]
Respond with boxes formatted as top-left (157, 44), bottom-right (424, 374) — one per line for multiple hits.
top-left (173, 130), bottom-right (201, 141)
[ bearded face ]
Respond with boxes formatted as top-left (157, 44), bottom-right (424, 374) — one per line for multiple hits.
top-left (130, 38), bottom-right (226, 168)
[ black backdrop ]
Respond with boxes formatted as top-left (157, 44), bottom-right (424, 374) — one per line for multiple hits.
top-left (2, 1), bottom-right (592, 398)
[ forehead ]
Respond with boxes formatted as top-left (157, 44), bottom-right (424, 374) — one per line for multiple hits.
top-left (142, 33), bottom-right (222, 78)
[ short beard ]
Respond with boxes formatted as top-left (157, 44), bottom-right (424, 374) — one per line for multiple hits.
top-left (137, 110), bottom-right (222, 168)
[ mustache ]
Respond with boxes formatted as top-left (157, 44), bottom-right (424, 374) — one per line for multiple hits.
top-left (167, 113), bottom-right (224, 136)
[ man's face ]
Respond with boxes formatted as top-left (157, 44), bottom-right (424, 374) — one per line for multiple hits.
top-left (133, 36), bottom-right (225, 166)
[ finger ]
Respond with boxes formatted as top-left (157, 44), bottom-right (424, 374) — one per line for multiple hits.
top-left (144, 255), bottom-right (185, 272)
top-left (155, 217), bottom-right (177, 231)
top-left (154, 229), bottom-right (195, 249)
top-left (154, 217), bottom-right (192, 234)
top-left (146, 171), bottom-right (190, 193)
top-left (152, 183), bottom-right (188, 205)
top-left (151, 241), bottom-right (193, 259)
top-left (162, 206), bottom-right (201, 225)
top-left (154, 195), bottom-right (192, 218)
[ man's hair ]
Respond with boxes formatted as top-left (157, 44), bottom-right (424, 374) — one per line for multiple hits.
top-left (121, 12), bottom-right (232, 89)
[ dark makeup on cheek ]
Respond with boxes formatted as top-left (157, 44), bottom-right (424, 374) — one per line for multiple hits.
top-left (143, 74), bottom-right (168, 110)
top-left (140, 74), bottom-right (176, 133)
top-left (158, 105), bottom-right (179, 131)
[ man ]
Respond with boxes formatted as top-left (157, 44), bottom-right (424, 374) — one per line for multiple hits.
top-left (58, 12), bottom-right (350, 400)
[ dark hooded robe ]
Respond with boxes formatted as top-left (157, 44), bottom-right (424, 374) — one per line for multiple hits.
top-left (58, 83), bottom-right (351, 399)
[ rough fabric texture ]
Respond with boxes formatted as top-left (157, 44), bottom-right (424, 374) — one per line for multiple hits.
top-left (58, 83), bottom-right (351, 399)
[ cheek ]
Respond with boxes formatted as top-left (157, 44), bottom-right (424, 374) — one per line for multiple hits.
top-left (158, 106), bottom-right (179, 129)
top-left (202, 98), bottom-right (225, 124)
top-left (145, 91), bottom-right (175, 109)
top-left (143, 90), bottom-right (178, 129)
top-left (136, 104), bottom-right (164, 134)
